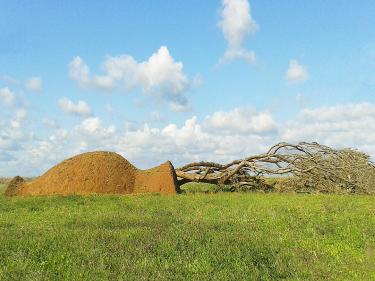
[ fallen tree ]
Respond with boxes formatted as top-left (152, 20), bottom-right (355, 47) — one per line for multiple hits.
top-left (176, 142), bottom-right (375, 194)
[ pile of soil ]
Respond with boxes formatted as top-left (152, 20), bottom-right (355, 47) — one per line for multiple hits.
top-left (5, 151), bottom-right (179, 196)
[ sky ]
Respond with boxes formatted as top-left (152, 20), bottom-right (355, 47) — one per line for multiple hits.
top-left (1, 0), bottom-right (375, 176)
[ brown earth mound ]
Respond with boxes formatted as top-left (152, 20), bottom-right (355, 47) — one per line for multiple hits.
top-left (4, 176), bottom-right (25, 196)
top-left (5, 151), bottom-right (179, 196)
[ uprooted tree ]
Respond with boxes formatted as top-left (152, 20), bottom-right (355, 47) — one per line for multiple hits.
top-left (175, 142), bottom-right (375, 194)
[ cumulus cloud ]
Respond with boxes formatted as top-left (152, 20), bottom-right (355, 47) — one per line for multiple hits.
top-left (69, 46), bottom-right (193, 112)
top-left (26, 77), bottom-right (43, 92)
top-left (0, 105), bottom-right (276, 175)
top-left (3, 103), bottom-right (375, 176)
top-left (286, 60), bottom-right (309, 83)
top-left (0, 107), bottom-right (29, 161)
top-left (59, 97), bottom-right (91, 116)
top-left (218, 0), bottom-right (258, 64)
top-left (203, 107), bottom-right (276, 135)
top-left (78, 117), bottom-right (116, 135)
top-left (69, 57), bottom-right (115, 90)
top-left (10, 109), bottom-right (28, 129)
top-left (115, 116), bottom-right (267, 167)
top-left (0, 87), bottom-right (15, 106)
top-left (281, 103), bottom-right (375, 155)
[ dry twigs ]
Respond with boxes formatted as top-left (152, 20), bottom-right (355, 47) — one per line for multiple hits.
top-left (176, 142), bottom-right (375, 193)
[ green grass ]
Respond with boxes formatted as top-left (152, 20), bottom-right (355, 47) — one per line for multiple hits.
top-left (0, 187), bottom-right (374, 280)
top-left (0, 184), bottom-right (6, 195)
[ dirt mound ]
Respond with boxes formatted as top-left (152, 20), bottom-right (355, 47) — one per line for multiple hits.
top-left (6, 151), bottom-right (179, 196)
top-left (134, 161), bottom-right (179, 194)
top-left (4, 176), bottom-right (25, 196)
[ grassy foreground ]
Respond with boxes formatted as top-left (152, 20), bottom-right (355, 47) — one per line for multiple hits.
top-left (0, 184), bottom-right (374, 280)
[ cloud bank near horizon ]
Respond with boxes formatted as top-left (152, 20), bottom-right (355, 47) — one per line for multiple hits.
top-left (1, 89), bottom-right (374, 176)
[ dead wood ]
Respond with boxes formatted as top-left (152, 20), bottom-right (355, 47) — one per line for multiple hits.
top-left (176, 142), bottom-right (375, 193)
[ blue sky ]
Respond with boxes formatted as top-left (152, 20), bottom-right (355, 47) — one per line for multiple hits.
top-left (1, 0), bottom-right (375, 176)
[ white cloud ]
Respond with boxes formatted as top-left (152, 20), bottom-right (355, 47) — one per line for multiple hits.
top-left (69, 57), bottom-right (90, 87)
top-left (203, 107), bottom-right (276, 135)
top-left (69, 57), bottom-right (115, 90)
top-left (26, 77), bottom-right (43, 92)
top-left (281, 103), bottom-right (375, 155)
top-left (15, 108), bottom-right (27, 120)
top-left (286, 60), bottom-right (309, 83)
top-left (49, 129), bottom-right (68, 142)
top-left (3, 103), bottom-right (375, 176)
top-left (0, 87), bottom-right (15, 106)
top-left (69, 46), bottom-right (194, 112)
top-left (115, 115), bottom-right (273, 168)
top-left (0, 105), bottom-right (276, 175)
top-left (79, 117), bottom-right (116, 135)
top-left (10, 108), bottom-right (28, 129)
top-left (297, 103), bottom-right (375, 122)
top-left (81, 117), bottom-right (101, 133)
top-left (219, 0), bottom-right (258, 64)
top-left (220, 49), bottom-right (256, 65)
top-left (59, 97), bottom-right (91, 116)
top-left (116, 104), bottom-right (375, 166)
top-left (0, 107), bottom-right (29, 159)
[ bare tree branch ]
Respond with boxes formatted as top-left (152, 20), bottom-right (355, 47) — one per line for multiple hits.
top-left (176, 142), bottom-right (375, 194)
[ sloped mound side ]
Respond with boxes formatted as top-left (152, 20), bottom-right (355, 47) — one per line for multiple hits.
top-left (5, 151), bottom-right (179, 196)
top-left (4, 176), bottom-right (25, 196)
top-left (134, 161), bottom-right (180, 194)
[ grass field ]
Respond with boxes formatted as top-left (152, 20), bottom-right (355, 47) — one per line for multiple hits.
top-left (0, 184), bottom-right (6, 194)
top-left (0, 184), bottom-right (375, 280)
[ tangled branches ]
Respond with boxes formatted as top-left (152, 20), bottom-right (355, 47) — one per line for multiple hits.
top-left (176, 142), bottom-right (375, 194)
